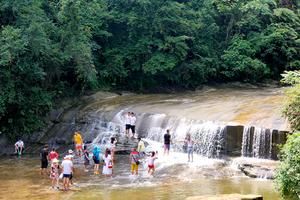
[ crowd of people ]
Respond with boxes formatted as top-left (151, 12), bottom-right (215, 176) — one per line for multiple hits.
top-left (14, 111), bottom-right (196, 191)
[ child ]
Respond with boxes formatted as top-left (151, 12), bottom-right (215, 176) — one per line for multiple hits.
top-left (83, 145), bottom-right (90, 172)
top-left (102, 148), bottom-right (113, 177)
top-left (50, 158), bottom-right (60, 189)
top-left (147, 151), bottom-right (158, 176)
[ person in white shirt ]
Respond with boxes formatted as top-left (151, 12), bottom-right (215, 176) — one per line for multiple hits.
top-left (147, 151), bottom-right (158, 176)
top-left (130, 112), bottom-right (137, 138)
top-left (61, 156), bottom-right (73, 191)
top-left (124, 112), bottom-right (131, 137)
top-left (15, 139), bottom-right (24, 155)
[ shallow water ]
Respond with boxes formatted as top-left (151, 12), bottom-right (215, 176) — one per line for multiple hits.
top-left (0, 155), bottom-right (280, 200)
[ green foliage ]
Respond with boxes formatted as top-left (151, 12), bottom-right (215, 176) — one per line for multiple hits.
top-left (281, 71), bottom-right (300, 131)
top-left (0, 0), bottom-right (299, 138)
top-left (275, 132), bottom-right (300, 200)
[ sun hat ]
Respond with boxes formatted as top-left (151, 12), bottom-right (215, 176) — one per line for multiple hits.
top-left (52, 158), bottom-right (59, 163)
top-left (68, 149), bottom-right (73, 154)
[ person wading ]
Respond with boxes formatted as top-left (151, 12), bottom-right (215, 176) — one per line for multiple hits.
top-left (130, 148), bottom-right (140, 175)
top-left (163, 129), bottom-right (171, 156)
top-left (40, 145), bottom-right (49, 175)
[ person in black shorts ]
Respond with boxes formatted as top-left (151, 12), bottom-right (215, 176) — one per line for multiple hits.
top-left (164, 129), bottom-right (171, 156)
top-left (40, 145), bottom-right (49, 175)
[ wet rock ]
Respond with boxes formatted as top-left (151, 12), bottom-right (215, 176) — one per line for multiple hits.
top-left (186, 194), bottom-right (263, 200)
top-left (238, 164), bottom-right (275, 179)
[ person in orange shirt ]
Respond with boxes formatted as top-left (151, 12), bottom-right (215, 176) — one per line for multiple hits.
top-left (73, 131), bottom-right (83, 157)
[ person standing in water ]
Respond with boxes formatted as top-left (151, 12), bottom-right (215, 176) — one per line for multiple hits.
top-left (130, 148), bottom-right (139, 175)
top-left (163, 129), bottom-right (171, 156)
top-left (185, 133), bottom-right (194, 162)
top-left (40, 145), bottom-right (49, 175)
top-left (14, 139), bottom-right (24, 155)
top-left (48, 148), bottom-right (59, 161)
top-left (61, 155), bottom-right (73, 191)
top-left (73, 131), bottom-right (83, 157)
top-left (130, 112), bottom-right (137, 138)
top-left (124, 112), bottom-right (131, 137)
top-left (110, 137), bottom-right (117, 161)
top-left (92, 146), bottom-right (101, 175)
top-left (102, 148), bottom-right (113, 177)
top-left (147, 151), bottom-right (158, 176)
top-left (50, 158), bottom-right (60, 189)
top-left (137, 138), bottom-right (145, 157)
top-left (83, 146), bottom-right (90, 172)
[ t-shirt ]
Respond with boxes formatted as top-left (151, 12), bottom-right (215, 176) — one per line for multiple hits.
top-left (130, 116), bottom-right (136, 126)
top-left (49, 151), bottom-right (59, 160)
top-left (15, 141), bottom-right (24, 147)
top-left (61, 159), bottom-right (73, 175)
top-left (40, 149), bottom-right (49, 161)
top-left (148, 156), bottom-right (157, 166)
top-left (74, 133), bottom-right (83, 145)
top-left (164, 133), bottom-right (171, 145)
top-left (130, 151), bottom-right (139, 164)
top-left (137, 141), bottom-right (145, 152)
top-left (125, 114), bottom-right (131, 125)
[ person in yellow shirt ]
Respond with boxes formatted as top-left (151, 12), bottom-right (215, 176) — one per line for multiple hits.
top-left (73, 131), bottom-right (83, 156)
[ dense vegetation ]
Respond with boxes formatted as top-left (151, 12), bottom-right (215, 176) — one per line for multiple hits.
top-left (282, 70), bottom-right (300, 131)
top-left (276, 132), bottom-right (300, 199)
top-left (275, 71), bottom-right (300, 199)
top-left (0, 0), bottom-right (299, 138)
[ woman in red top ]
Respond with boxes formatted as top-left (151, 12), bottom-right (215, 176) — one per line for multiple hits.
top-left (49, 148), bottom-right (59, 161)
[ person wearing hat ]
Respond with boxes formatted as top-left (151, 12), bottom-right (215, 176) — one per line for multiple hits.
top-left (73, 131), bottom-right (83, 157)
top-left (61, 155), bottom-right (73, 191)
top-left (50, 158), bottom-right (60, 189)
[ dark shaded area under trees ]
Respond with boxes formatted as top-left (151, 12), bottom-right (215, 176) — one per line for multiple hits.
top-left (0, 0), bottom-right (299, 139)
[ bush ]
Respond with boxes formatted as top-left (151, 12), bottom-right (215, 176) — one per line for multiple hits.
top-left (275, 132), bottom-right (300, 200)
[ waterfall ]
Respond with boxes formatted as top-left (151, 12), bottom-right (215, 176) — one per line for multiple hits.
top-left (241, 126), bottom-right (273, 159)
top-left (82, 110), bottom-right (226, 158)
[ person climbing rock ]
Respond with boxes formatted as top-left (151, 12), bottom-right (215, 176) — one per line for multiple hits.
top-left (14, 139), bottom-right (24, 156)
top-left (73, 131), bottom-right (83, 157)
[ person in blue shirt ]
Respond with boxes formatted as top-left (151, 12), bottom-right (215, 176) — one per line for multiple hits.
top-left (92, 146), bottom-right (101, 174)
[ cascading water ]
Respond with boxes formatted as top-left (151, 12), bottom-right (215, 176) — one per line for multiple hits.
top-left (83, 110), bottom-right (226, 158)
top-left (241, 126), bottom-right (273, 159)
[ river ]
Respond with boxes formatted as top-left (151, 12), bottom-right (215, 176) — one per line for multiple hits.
top-left (0, 154), bottom-right (280, 200)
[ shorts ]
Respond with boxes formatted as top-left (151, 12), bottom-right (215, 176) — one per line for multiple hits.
top-left (125, 124), bottom-right (131, 130)
top-left (131, 163), bottom-right (138, 172)
top-left (76, 144), bottom-right (82, 150)
top-left (93, 159), bottom-right (100, 164)
top-left (130, 125), bottom-right (135, 133)
top-left (164, 144), bottom-right (170, 150)
top-left (63, 174), bottom-right (71, 178)
top-left (187, 147), bottom-right (193, 154)
top-left (148, 165), bottom-right (154, 169)
top-left (41, 160), bottom-right (48, 168)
